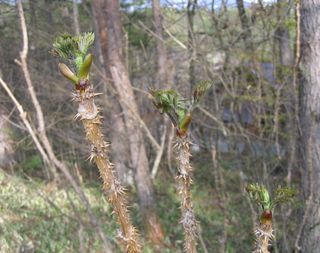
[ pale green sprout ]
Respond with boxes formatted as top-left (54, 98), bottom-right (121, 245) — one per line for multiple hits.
top-left (151, 81), bottom-right (212, 134)
top-left (52, 32), bottom-right (94, 85)
top-left (246, 183), bottom-right (295, 211)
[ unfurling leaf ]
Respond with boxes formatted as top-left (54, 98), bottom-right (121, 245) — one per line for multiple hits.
top-left (271, 186), bottom-right (295, 209)
top-left (246, 183), bottom-right (271, 210)
top-left (77, 32), bottom-right (95, 55)
top-left (53, 33), bottom-right (95, 87)
top-left (151, 89), bottom-right (184, 113)
top-left (151, 81), bottom-right (211, 136)
top-left (246, 183), bottom-right (295, 211)
top-left (192, 80), bottom-right (212, 105)
top-left (52, 34), bottom-right (79, 60)
top-left (151, 89), bottom-right (187, 128)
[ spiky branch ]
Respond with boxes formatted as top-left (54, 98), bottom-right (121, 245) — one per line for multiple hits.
top-left (246, 184), bottom-right (295, 253)
top-left (53, 33), bottom-right (141, 253)
top-left (151, 81), bottom-right (211, 253)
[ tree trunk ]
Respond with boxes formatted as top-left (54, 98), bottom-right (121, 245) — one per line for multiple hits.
top-left (187, 0), bottom-right (197, 92)
top-left (236, 0), bottom-right (253, 49)
top-left (152, 0), bottom-right (173, 88)
top-left (29, 0), bottom-right (38, 29)
top-left (92, 0), bottom-right (165, 246)
top-left (275, 0), bottom-right (295, 186)
top-left (276, 0), bottom-right (293, 66)
top-left (72, 0), bottom-right (80, 35)
top-left (300, 0), bottom-right (320, 251)
top-left (91, 0), bottom-right (132, 186)
top-left (278, 26), bottom-right (293, 66)
top-left (0, 109), bottom-right (14, 169)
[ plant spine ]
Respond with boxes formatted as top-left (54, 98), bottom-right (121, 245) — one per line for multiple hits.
top-left (73, 85), bottom-right (141, 253)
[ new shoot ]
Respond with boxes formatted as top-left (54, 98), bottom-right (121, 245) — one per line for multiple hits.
top-left (246, 183), bottom-right (295, 253)
top-left (151, 81), bottom-right (212, 253)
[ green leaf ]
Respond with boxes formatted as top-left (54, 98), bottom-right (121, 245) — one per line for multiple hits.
top-left (52, 34), bottom-right (79, 61)
top-left (151, 82), bottom-right (211, 135)
top-left (246, 183), bottom-right (295, 211)
top-left (271, 186), bottom-right (296, 209)
top-left (77, 32), bottom-right (95, 55)
top-left (52, 32), bottom-right (95, 74)
top-left (246, 183), bottom-right (271, 210)
top-left (151, 89), bottom-right (187, 127)
top-left (192, 80), bottom-right (212, 105)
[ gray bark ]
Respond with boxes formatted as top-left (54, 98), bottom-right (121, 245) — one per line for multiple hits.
top-left (152, 0), bottom-right (173, 88)
top-left (72, 0), bottom-right (80, 35)
top-left (278, 27), bottom-right (293, 66)
top-left (276, 0), bottom-right (293, 66)
top-left (0, 110), bottom-right (14, 169)
top-left (187, 0), bottom-right (197, 92)
top-left (300, 0), bottom-right (320, 251)
top-left (92, 0), bottom-right (165, 244)
top-left (91, 0), bottom-right (133, 186)
top-left (236, 0), bottom-right (252, 45)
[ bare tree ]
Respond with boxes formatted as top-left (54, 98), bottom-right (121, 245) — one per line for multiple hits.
top-left (92, 0), bottom-right (165, 246)
top-left (0, 109), bottom-right (14, 169)
top-left (151, 0), bottom-right (173, 179)
top-left (276, 0), bottom-right (293, 66)
top-left (152, 0), bottom-right (173, 87)
top-left (17, 0), bottom-right (58, 180)
top-left (73, 0), bottom-right (81, 35)
top-left (187, 0), bottom-right (197, 91)
top-left (91, 0), bottom-right (132, 186)
top-left (236, 0), bottom-right (253, 48)
top-left (299, 0), bottom-right (320, 251)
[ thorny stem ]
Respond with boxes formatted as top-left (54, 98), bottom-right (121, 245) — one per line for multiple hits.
top-left (253, 219), bottom-right (273, 253)
top-left (73, 85), bottom-right (141, 253)
top-left (174, 136), bottom-right (198, 253)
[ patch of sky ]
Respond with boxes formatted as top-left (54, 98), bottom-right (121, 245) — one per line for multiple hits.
top-left (122, 0), bottom-right (277, 12)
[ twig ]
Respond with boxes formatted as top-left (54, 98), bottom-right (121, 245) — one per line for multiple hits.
top-left (151, 120), bottom-right (167, 179)
top-left (164, 28), bottom-right (188, 50)
top-left (0, 77), bottom-right (51, 168)
top-left (198, 106), bottom-right (228, 136)
top-left (17, 0), bottom-right (58, 179)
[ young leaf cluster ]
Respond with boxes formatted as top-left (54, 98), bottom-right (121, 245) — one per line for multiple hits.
top-left (52, 33), bottom-right (94, 88)
top-left (246, 183), bottom-right (295, 211)
top-left (151, 81), bottom-right (212, 135)
top-left (53, 32), bottom-right (94, 71)
top-left (151, 89), bottom-right (187, 128)
top-left (192, 80), bottom-right (212, 106)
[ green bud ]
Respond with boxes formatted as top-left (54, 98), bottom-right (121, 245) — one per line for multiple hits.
top-left (58, 63), bottom-right (79, 84)
top-left (79, 54), bottom-right (93, 80)
top-left (179, 112), bottom-right (192, 133)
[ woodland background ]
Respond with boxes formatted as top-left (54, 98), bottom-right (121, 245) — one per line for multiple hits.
top-left (0, 0), bottom-right (319, 252)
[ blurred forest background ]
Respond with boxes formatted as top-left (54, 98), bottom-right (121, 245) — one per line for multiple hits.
top-left (1, 0), bottom-right (319, 252)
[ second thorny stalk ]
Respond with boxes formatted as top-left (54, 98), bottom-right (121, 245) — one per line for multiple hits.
top-left (151, 82), bottom-right (211, 253)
